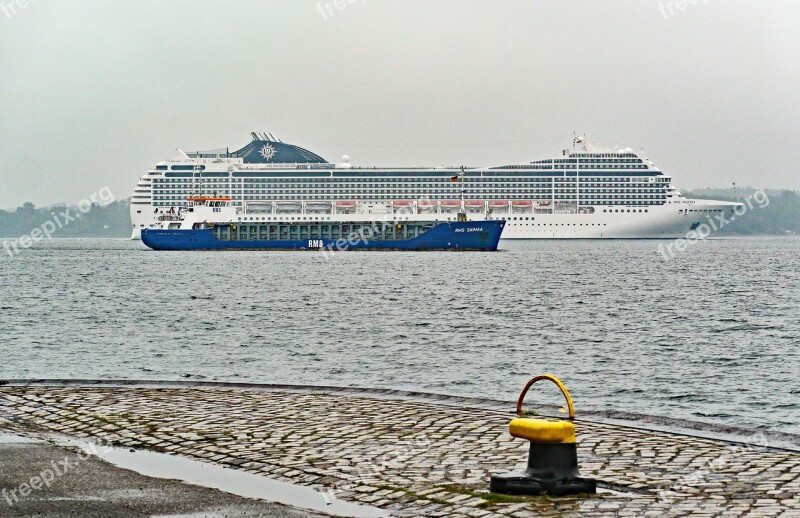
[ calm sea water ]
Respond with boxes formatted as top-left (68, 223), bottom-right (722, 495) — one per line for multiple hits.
top-left (1, 238), bottom-right (798, 434)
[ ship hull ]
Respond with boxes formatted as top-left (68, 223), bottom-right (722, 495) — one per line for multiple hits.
top-left (141, 221), bottom-right (504, 251)
top-left (132, 201), bottom-right (738, 240)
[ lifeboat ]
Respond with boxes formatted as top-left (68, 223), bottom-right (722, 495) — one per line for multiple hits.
top-left (392, 200), bottom-right (414, 213)
top-left (512, 200), bottom-right (533, 214)
top-left (440, 200), bottom-right (461, 213)
top-left (247, 202), bottom-right (273, 214)
top-left (335, 200), bottom-right (357, 214)
top-left (489, 200), bottom-right (510, 214)
top-left (306, 201), bottom-right (332, 213)
top-left (463, 200), bottom-right (485, 213)
top-left (418, 200), bottom-right (437, 213)
top-left (275, 201), bottom-right (302, 214)
top-left (187, 196), bottom-right (232, 203)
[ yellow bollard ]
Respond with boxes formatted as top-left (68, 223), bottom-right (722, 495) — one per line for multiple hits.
top-left (490, 374), bottom-right (596, 496)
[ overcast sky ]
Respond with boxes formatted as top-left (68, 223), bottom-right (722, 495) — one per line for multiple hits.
top-left (0, 0), bottom-right (798, 208)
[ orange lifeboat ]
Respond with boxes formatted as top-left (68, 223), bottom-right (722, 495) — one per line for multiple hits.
top-left (187, 196), bottom-right (231, 203)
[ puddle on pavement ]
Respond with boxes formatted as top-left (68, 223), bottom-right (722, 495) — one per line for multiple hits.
top-left (596, 484), bottom-right (649, 498)
top-left (55, 436), bottom-right (388, 517)
top-left (0, 431), bottom-right (42, 444)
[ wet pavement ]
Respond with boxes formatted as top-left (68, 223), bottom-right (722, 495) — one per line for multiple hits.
top-left (0, 431), bottom-right (323, 517)
top-left (1, 382), bottom-right (799, 517)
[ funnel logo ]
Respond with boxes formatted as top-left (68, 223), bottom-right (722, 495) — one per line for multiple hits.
top-left (259, 144), bottom-right (276, 161)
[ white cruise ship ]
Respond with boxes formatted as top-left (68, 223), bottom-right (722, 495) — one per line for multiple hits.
top-left (130, 133), bottom-right (741, 240)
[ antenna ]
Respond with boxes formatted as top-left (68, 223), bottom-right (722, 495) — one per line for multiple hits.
top-left (457, 166), bottom-right (467, 221)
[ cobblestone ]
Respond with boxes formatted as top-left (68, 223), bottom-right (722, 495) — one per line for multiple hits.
top-left (0, 385), bottom-right (798, 517)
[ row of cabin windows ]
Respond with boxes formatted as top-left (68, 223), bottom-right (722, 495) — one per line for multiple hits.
top-left (152, 195), bottom-right (667, 202)
top-left (151, 174), bottom-right (659, 184)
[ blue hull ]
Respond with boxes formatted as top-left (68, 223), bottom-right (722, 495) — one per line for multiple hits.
top-left (141, 220), bottom-right (505, 251)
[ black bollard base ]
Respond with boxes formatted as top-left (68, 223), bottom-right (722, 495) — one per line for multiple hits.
top-left (490, 443), bottom-right (597, 496)
top-left (490, 470), bottom-right (596, 496)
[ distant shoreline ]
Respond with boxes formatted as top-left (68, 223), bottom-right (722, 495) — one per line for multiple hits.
top-left (2, 190), bottom-right (798, 238)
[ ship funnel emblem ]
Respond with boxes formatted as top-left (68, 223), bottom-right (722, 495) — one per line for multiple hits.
top-left (259, 143), bottom-right (276, 161)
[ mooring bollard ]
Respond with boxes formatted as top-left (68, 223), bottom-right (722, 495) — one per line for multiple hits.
top-left (490, 374), bottom-right (597, 496)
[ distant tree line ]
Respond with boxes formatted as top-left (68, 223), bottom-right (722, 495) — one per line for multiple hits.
top-left (0, 200), bottom-right (131, 238)
top-left (0, 191), bottom-right (797, 238)
top-left (684, 188), bottom-right (800, 235)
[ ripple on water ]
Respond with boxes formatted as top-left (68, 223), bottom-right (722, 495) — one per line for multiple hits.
top-left (1, 238), bottom-right (799, 434)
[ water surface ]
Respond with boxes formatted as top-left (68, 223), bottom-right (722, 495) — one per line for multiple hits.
top-left (1, 238), bottom-right (798, 434)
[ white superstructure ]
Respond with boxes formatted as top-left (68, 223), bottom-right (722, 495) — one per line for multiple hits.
top-left (130, 134), bottom-right (741, 239)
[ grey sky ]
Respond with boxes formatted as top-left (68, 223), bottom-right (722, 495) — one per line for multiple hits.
top-left (0, 0), bottom-right (797, 208)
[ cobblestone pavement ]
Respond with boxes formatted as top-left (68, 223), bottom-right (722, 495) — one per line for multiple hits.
top-left (0, 384), bottom-right (798, 517)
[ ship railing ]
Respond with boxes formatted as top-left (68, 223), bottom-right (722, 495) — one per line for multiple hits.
top-left (235, 163), bottom-right (336, 170)
top-left (157, 214), bottom-right (184, 222)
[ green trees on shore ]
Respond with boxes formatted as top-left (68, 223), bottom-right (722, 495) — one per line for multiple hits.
top-left (685, 189), bottom-right (800, 235)
top-left (0, 200), bottom-right (131, 238)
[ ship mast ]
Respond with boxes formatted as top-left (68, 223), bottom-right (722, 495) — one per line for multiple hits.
top-left (458, 166), bottom-right (467, 222)
top-left (460, 166), bottom-right (466, 211)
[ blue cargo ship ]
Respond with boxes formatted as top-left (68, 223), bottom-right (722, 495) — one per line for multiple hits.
top-left (141, 197), bottom-right (504, 251)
